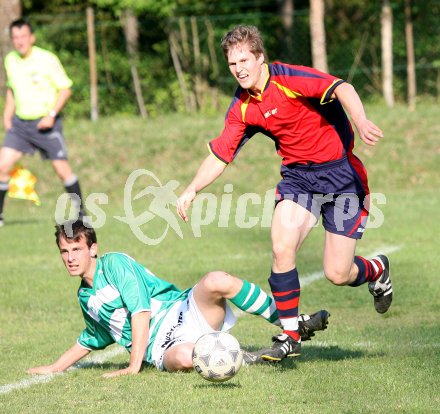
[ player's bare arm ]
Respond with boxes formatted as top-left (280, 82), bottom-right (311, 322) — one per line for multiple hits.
top-left (102, 311), bottom-right (151, 378)
top-left (27, 343), bottom-right (90, 375)
top-left (176, 153), bottom-right (227, 221)
top-left (37, 88), bottom-right (72, 130)
top-left (333, 82), bottom-right (383, 146)
top-left (3, 89), bottom-right (15, 131)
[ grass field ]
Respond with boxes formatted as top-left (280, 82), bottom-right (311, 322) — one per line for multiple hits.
top-left (1, 102), bottom-right (440, 413)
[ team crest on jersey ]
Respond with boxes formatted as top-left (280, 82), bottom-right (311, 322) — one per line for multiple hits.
top-left (264, 108), bottom-right (278, 118)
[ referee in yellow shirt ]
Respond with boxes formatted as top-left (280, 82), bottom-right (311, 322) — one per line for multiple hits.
top-left (0, 19), bottom-right (85, 226)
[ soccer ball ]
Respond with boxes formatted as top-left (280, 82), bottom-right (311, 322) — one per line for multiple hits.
top-left (192, 332), bottom-right (243, 383)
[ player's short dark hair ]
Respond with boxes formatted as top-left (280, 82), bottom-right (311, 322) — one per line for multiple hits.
top-left (220, 25), bottom-right (266, 61)
top-left (9, 18), bottom-right (33, 34)
top-left (55, 220), bottom-right (97, 249)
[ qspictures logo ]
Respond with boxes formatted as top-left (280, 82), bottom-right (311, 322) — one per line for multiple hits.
top-left (55, 169), bottom-right (387, 245)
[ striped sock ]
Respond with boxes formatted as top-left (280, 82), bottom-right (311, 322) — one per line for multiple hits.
top-left (350, 256), bottom-right (385, 287)
top-left (268, 268), bottom-right (300, 341)
top-left (230, 280), bottom-right (280, 326)
top-left (64, 176), bottom-right (85, 214)
top-left (0, 180), bottom-right (9, 216)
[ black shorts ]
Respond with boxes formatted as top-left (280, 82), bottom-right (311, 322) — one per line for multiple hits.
top-left (275, 155), bottom-right (370, 239)
top-left (3, 116), bottom-right (68, 160)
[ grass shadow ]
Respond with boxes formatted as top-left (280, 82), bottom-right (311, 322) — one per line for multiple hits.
top-left (193, 382), bottom-right (242, 389)
top-left (243, 344), bottom-right (370, 368)
top-left (3, 218), bottom-right (42, 226)
top-left (300, 344), bottom-right (367, 362)
top-left (74, 361), bottom-right (156, 372)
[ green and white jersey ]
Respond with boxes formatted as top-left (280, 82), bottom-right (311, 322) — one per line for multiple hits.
top-left (77, 252), bottom-right (190, 364)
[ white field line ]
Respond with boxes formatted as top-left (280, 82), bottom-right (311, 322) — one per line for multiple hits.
top-left (1, 245), bottom-right (402, 394)
top-left (0, 346), bottom-right (125, 395)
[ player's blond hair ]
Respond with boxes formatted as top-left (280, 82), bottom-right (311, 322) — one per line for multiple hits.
top-left (220, 25), bottom-right (267, 61)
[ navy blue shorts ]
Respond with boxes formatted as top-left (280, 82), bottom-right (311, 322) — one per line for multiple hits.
top-left (3, 116), bottom-right (68, 160)
top-left (275, 155), bottom-right (370, 239)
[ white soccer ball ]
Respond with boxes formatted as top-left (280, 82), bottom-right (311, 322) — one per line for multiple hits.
top-left (192, 331), bottom-right (243, 382)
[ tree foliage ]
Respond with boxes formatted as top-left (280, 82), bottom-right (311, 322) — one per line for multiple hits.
top-left (12, 0), bottom-right (440, 118)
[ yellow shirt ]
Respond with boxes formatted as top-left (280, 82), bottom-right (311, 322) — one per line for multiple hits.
top-left (5, 46), bottom-right (73, 120)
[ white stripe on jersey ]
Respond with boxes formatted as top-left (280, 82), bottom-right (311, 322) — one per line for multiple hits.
top-left (86, 284), bottom-right (121, 322)
top-left (109, 307), bottom-right (129, 341)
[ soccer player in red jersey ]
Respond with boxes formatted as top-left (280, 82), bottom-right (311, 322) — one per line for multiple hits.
top-left (177, 25), bottom-right (392, 361)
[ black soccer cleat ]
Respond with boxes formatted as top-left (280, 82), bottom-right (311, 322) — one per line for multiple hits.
top-left (260, 333), bottom-right (301, 362)
top-left (298, 310), bottom-right (330, 341)
top-left (0, 214), bottom-right (4, 228)
top-left (241, 349), bottom-right (270, 365)
top-left (368, 255), bottom-right (393, 314)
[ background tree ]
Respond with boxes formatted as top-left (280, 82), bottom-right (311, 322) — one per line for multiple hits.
top-left (278, 0), bottom-right (294, 61)
top-left (120, 8), bottom-right (148, 118)
top-left (309, 0), bottom-right (327, 72)
top-left (381, 0), bottom-right (394, 107)
top-left (0, 0), bottom-right (22, 98)
top-left (8, 1), bottom-right (440, 117)
top-left (405, 0), bottom-right (416, 111)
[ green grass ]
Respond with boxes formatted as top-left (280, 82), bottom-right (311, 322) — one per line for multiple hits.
top-left (1, 103), bottom-right (440, 413)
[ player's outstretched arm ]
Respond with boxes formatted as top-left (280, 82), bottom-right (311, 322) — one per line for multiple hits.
top-left (176, 154), bottom-right (227, 222)
top-left (103, 311), bottom-right (150, 378)
top-left (27, 343), bottom-right (90, 375)
top-left (333, 82), bottom-right (383, 146)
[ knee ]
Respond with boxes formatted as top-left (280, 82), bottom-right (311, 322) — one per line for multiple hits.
top-left (272, 242), bottom-right (295, 270)
top-left (167, 346), bottom-right (194, 372)
top-left (272, 241), bottom-right (292, 261)
top-left (202, 271), bottom-right (232, 294)
top-left (324, 267), bottom-right (351, 286)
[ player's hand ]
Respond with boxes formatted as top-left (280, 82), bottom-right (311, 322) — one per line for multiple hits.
top-left (27, 365), bottom-right (58, 375)
top-left (37, 116), bottom-right (55, 130)
top-left (356, 119), bottom-right (383, 146)
top-left (102, 367), bottom-right (140, 378)
top-left (176, 190), bottom-right (196, 222)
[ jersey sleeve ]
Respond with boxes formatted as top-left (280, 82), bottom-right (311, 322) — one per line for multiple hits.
top-left (208, 91), bottom-right (249, 164)
top-left (103, 254), bottom-right (152, 315)
top-left (46, 52), bottom-right (73, 90)
top-left (77, 312), bottom-right (115, 350)
top-left (271, 62), bottom-right (345, 104)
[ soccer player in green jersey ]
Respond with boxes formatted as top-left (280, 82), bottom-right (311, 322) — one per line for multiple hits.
top-left (0, 19), bottom-right (85, 226)
top-left (27, 220), bottom-right (329, 377)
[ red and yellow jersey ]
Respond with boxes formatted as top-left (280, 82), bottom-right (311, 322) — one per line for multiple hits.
top-left (209, 62), bottom-right (355, 165)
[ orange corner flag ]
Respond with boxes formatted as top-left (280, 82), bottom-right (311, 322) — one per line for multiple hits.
top-left (8, 166), bottom-right (41, 206)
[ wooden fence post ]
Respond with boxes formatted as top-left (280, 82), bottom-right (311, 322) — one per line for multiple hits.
top-left (86, 6), bottom-right (99, 121)
top-left (121, 9), bottom-right (148, 119)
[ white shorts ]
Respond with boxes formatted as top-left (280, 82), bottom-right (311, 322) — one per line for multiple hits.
top-left (149, 287), bottom-right (237, 370)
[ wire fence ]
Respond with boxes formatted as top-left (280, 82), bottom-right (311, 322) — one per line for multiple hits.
top-left (15, 3), bottom-right (440, 118)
